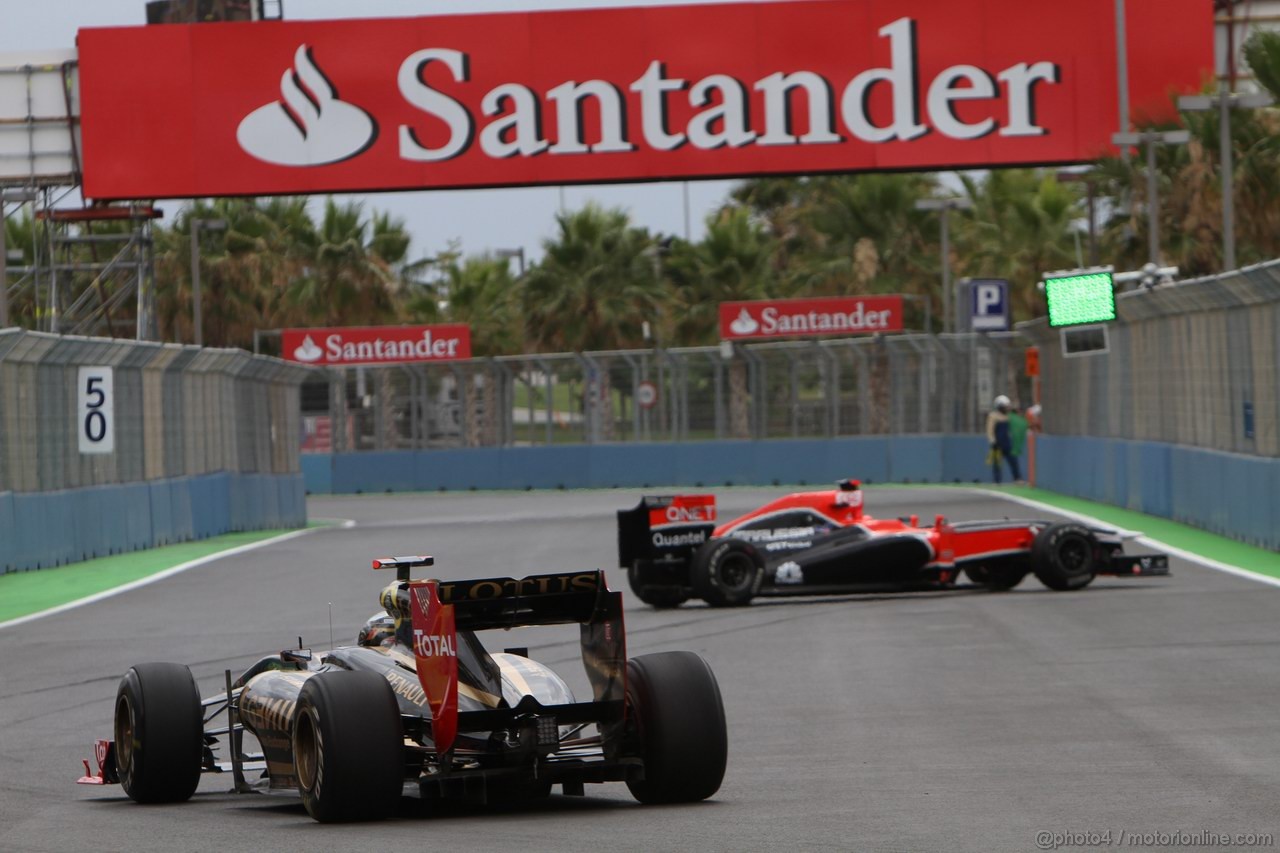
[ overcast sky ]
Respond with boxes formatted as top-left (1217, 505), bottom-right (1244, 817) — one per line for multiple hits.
top-left (1, 0), bottom-right (757, 266)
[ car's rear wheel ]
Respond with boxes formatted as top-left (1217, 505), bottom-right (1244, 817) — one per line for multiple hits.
top-left (114, 662), bottom-right (203, 804)
top-left (964, 558), bottom-right (1030, 591)
top-left (625, 652), bottom-right (727, 804)
top-left (293, 671), bottom-right (404, 822)
top-left (627, 561), bottom-right (690, 609)
top-left (691, 539), bottom-right (763, 606)
top-left (1031, 523), bottom-right (1098, 591)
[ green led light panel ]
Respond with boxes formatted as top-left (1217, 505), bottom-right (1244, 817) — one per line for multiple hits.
top-left (1044, 271), bottom-right (1116, 327)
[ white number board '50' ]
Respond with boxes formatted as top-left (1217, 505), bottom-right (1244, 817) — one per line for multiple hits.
top-left (77, 366), bottom-right (115, 455)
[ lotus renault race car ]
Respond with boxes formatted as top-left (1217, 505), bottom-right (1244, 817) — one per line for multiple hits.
top-left (617, 480), bottom-right (1170, 608)
top-left (78, 558), bottom-right (727, 821)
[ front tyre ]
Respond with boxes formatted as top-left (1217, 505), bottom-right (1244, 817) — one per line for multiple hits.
top-left (1031, 523), bottom-right (1098, 591)
top-left (293, 671), bottom-right (404, 822)
top-left (691, 539), bottom-right (764, 607)
top-left (625, 652), bottom-right (727, 804)
top-left (114, 662), bottom-right (204, 804)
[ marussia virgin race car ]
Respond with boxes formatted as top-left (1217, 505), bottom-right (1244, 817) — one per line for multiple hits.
top-left (78, 558), bottom-right (727, 822)
top-left (617, 480), bottom-right (1170, 608)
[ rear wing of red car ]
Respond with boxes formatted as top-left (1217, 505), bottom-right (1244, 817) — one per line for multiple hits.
top-left (373, 559), bottom-right (627, 754)
top-left (617, 494), bottom-right (717, 569)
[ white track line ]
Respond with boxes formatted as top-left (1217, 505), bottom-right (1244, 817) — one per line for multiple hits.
top-left (0, 520), bottom-right (354, 631)
top-left (964, 488), bottom-right (1280, 590)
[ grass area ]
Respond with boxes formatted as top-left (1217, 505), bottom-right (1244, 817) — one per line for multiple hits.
top-left (971, 484), bottom-right (1280, 580)
top-left (0, 526), bottom-right (315, 623)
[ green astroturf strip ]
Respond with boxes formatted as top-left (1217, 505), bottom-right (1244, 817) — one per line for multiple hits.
top-left (968, 485), bottom-right (1280, 579)
top-left (0, 527), bottom-right (311, 623)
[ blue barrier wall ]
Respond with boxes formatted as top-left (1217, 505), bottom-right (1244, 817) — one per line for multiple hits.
top-left (0, 472), bottom-right (307, 574)
top-left (1035, 435), bottom-right (1280, 551)
top-left (301, 435), bottom-right (995, 495)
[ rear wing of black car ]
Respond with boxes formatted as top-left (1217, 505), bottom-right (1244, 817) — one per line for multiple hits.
top-left (617, 494), bottom-right (717, 568)
top-left (373, 560), bottom-right (627, 754)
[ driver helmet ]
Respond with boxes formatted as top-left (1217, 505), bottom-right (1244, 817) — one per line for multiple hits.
top-left (993, 394), bottom-right (1011, 411)
top-left (357, 612), bottom-right (397, 648)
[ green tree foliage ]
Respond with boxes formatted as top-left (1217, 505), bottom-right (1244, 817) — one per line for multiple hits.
top-left (664, 206), bottom-right (777, 343)
top-left (521, 203), bottom-right (665, 352)
top-left (953, 170), bottom-right (1080, 321)
top-left (413, 253), bottom-right (521, 356)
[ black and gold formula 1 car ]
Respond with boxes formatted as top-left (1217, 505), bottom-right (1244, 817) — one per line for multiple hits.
top-left (78, 557), bottom-right (727, 822)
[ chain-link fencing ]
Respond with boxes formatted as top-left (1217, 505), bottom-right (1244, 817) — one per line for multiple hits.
top-left (1021, 260), bottom-right (1280, 458)
top-left (0, 328), bottom-right (310, 492)
top-left (299, 332), bottom-right (1030, 453)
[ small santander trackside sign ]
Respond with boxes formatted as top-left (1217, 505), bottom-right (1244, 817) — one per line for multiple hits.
top-left (75, 0), bottom-right (1212, 200)
top-left (282, 324), bottom-right (471, 366)
top-left (720, 296), bottom-right (903, 340)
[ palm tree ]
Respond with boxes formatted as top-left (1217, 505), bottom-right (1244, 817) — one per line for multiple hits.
top-left (523, 204), bottom-right (664, 352)
top-left (953, 170), bottom-right (1081, 321)
top-left (665, 206), bottom-right (779, 438)
top-left (422, 254), bottom-right (521, 356)
top-left (793, 174), bottom-right (939, 321)
top-left (523, 204), bottom-right (667, 440)
top-left (286, 199), bottom-right (413, 327)
top-left (665, 206), bottom-right (777, 345)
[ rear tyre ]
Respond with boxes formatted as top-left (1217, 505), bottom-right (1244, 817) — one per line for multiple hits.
top-left (964, 559), bottom-right (1030, 591)
top-left (114, 662), bottom-right (204, 804)
top-left (293, 671), bottom-right (404, 822)
top-left (1031, 523), bottom-right (1098, 591)
top-left (625, 652), bottom-right (727, 804)
top-left (691, 539), bottom-right (764, 607)
top-left (627, 562), bottom-right (690, 609)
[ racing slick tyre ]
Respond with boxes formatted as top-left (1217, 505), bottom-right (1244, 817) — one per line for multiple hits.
top-left (293, 671), bottom-right (404, 822)
top-left (1031, 523), bottom-right (1098, 591)
top-left (627, 561), bottom-right (690, 609)
top-left (625, 652), bottom-right (727, 805)
top-left (691, 538), bottom-right (764, 607)
top-left (114, 662), bottom-right (204, 804)
top-left (964, 559), bottom-right (1030, 591)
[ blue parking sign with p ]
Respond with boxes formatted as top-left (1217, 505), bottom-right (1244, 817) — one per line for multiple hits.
top-left (970, 279), bottom-right (1009, 331)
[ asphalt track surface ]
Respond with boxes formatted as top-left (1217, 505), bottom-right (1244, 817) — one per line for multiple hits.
top-left (3, 488), bottom-right (1278, 853)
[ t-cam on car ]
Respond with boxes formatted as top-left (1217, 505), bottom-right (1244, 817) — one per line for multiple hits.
top-left (78, 558), bottom-right (728, 821)
top-left (617, 480), bottom-right (1170, 607)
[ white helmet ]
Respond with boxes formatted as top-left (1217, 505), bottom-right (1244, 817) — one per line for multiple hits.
top-left (994, 395), bottom-right (1011, 409)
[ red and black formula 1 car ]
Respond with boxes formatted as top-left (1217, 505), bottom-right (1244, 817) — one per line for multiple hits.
top-left (78, 558), bottom-right (727, 821)
top-left (617, 480), bottom-right (1170, 608)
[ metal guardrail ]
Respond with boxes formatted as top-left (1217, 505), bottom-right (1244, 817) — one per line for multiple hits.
top-left (0, 328), bottom-right (310, 492)
top-left (299, 333), bottom-right (1030, 453)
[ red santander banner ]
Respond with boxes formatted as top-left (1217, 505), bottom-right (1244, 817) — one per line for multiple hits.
top-left (76, 0), bottom-right (1211, 200)
top-left (281, 324), bottom-right (470, 366)
top-left (721, 296), bottom-right (903, 340)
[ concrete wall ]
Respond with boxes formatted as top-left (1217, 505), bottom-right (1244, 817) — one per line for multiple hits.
top-left (0, 472), bottom-right (307, 574)
top-left (1036, 435), bottom-right (1279, 550)
top-left (301, 435), bottom-right (994, 494)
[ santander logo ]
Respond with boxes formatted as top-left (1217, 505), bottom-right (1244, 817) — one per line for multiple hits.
top-left (729, 308), bottom-right (759, 336)
top-left (292, 334), bottom-right (323, 362)
top-left (720, 296), bottom-right (904, 339)
top-left (236, 45), bottom-right (377, 167)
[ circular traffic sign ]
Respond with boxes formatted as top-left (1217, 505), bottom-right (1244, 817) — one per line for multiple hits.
top-left (636, 380), bottom-right (658, 409)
